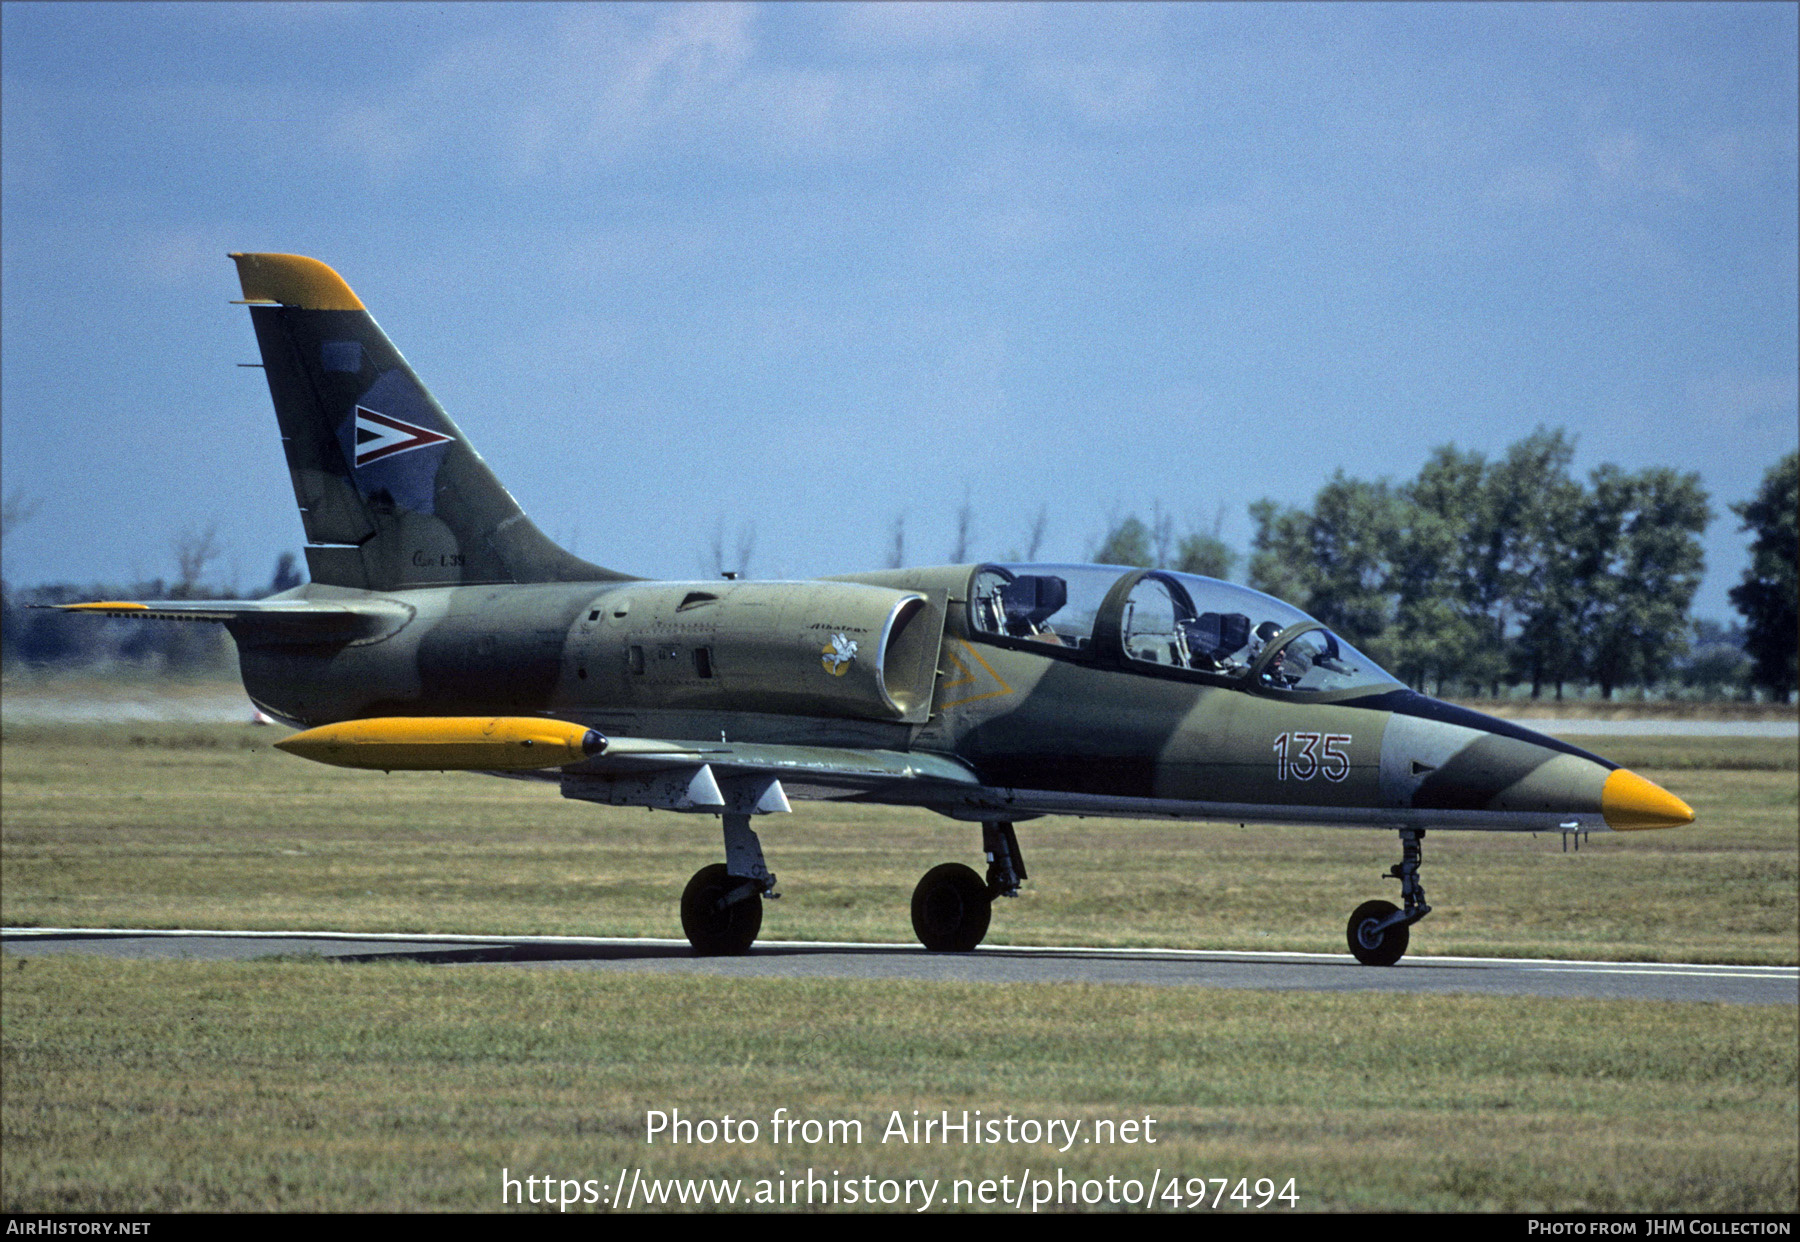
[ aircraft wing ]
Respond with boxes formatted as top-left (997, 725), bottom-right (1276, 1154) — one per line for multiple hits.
top-left (270, 714), bottom-right (981, 806)
top-left (556, 736), bottom-right (982, 810)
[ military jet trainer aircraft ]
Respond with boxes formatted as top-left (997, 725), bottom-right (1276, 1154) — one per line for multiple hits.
top-left (57, 253), bottom-right (1695, 964)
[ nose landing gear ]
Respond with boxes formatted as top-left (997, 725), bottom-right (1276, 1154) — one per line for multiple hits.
top-left (1347, 828), bottom-right (1431, 966)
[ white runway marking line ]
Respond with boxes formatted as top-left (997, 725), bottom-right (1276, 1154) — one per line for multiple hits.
top-left (5, 926), bottom-right (1795, 979)
top-left (1525, 964), bottom-right (1797, 980)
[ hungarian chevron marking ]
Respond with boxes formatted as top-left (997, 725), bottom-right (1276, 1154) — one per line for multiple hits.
top-left (352, 406), bottom-right (452, 467)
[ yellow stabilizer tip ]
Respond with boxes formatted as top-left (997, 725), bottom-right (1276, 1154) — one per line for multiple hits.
top-left (275, 716), bottom-right (602, 771)
top-left (1601, 767), bottom-right (1695, 830)
top-left (60, 601), bottom-right (149, 611)
top-left (228, 253), bottom-right (364, 311)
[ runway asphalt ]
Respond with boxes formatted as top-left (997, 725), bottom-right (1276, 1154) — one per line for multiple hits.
top-left (4, 927), bottom-right (1793, 1005)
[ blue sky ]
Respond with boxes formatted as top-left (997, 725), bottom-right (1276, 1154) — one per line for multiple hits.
top-left (3, 2), bottom-right (1794, 623)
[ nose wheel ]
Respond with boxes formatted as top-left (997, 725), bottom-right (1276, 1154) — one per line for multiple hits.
top-left (1347, 828), bottom-right (1431, 966)
top-left (1347, 899), bottom-right (1409, 966)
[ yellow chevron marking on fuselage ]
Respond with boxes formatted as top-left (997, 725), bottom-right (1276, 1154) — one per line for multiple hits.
top-left (936, 639), bottom-right (1014, 709)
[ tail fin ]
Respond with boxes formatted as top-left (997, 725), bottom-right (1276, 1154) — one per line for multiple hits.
top-left (230, 253), bottom-right (633, 591)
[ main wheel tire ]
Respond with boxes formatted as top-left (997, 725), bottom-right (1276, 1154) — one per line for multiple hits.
top-left (1346, 898), bottom-right (1409, 966)
top-left (911, 862), bottom-right (992, 952)
top-left (681, 863), bottom-right (762, 956)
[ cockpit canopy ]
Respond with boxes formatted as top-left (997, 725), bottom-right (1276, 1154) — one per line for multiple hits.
top-left (968, 563), bottom-right (1402, 695)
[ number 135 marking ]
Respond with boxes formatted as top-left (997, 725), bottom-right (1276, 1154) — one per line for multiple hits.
top-left (1273, 732), bottom-right (1352, 782)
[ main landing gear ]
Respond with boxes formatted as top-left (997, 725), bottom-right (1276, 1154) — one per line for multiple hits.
top-left (910, 820), bottom-right (1026, 952)
top-left (1347, 828), bottom-right (1432, 966)
top-left (680, 812), bottom-right (1027, 955)
top-left (681, 813), bottom-right (777, 956)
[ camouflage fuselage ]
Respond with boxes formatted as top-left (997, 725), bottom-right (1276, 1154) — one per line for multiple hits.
top-left (235, 563), bottom-right (1624, 835)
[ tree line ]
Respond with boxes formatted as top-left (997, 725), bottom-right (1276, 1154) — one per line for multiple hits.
top-left (4, 441), bottom-right (1795, 702)
top-left (0, 514), bottom-right (301, 672)
top-left (1066, 434), bottom-right (1793, 702)
top-left (1243, 432), bottom-right (1793, 701)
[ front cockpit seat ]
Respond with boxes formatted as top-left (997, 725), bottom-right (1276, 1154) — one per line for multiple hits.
top-left (1183, 611), bottom-right (1251, 669)
top-left (999, 575), bottom-right (1069, 640)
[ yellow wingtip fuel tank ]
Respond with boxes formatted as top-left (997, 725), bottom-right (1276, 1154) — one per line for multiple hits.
top-left (275, 717), bottom-right (603, 771)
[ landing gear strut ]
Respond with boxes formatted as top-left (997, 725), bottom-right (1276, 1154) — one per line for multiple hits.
top-left (910, 820), bottom-right (1024, 951)
top-left (681, 812), bottom-right (777, 956)
top-left (983, 820), bottom-right (1027, 897)
top-left (1347, 828), bottom-right (1432, 966)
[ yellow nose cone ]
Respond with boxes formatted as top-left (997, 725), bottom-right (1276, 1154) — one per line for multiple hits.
top-left (1601, 768), bottom-right (1695, 830)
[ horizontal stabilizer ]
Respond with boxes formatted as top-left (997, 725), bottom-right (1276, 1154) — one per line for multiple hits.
top-left (43, 597), bottom-right (413, 642)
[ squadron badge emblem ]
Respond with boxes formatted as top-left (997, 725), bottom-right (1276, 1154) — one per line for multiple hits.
top-left (821, 633), bottom-right (858, 676)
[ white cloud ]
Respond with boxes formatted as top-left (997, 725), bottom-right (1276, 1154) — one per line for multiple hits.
top-left (1586, 129), bottom-right (1691, 201)
top-left (318, 5), bottom-right (962, 179)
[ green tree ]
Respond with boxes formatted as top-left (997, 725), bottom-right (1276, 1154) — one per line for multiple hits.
top-left (1247, 498), bottom-right (1320, 609)
top-left (1098, 505), bottom-right (1239, 578)
top-left (268, 551), bottom-right (305, 595)
top-left (1094, 515), bottom-right (1154, 567)
top-left (1581, 465), bottom-right (1710, 698)
top-left (1489, 430), bottom-right (1585, 699)
top-left (1678, 619), bottom-right (1753, 700)
top-left (1305, 474), bottom-right (1403, 653)
top-left (1393, 444), bottom-right (1496, 695)
top-left (1247, 428), bottom-right (1710, 701)
top-left (1729, 451), bottom-right (1798, 700)
top-left (1250, 475), bottom-right (1400, 658)
top-left (1174, 531), bottom-right (1236, 579)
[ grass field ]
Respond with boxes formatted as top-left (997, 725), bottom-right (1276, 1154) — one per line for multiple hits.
top-left (3, 957), bottom-right (1794, 1213)
top-left (2, 720), bottom-right (1793, 962)
top-left (1, 717), bottom-right (1795, 1212)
